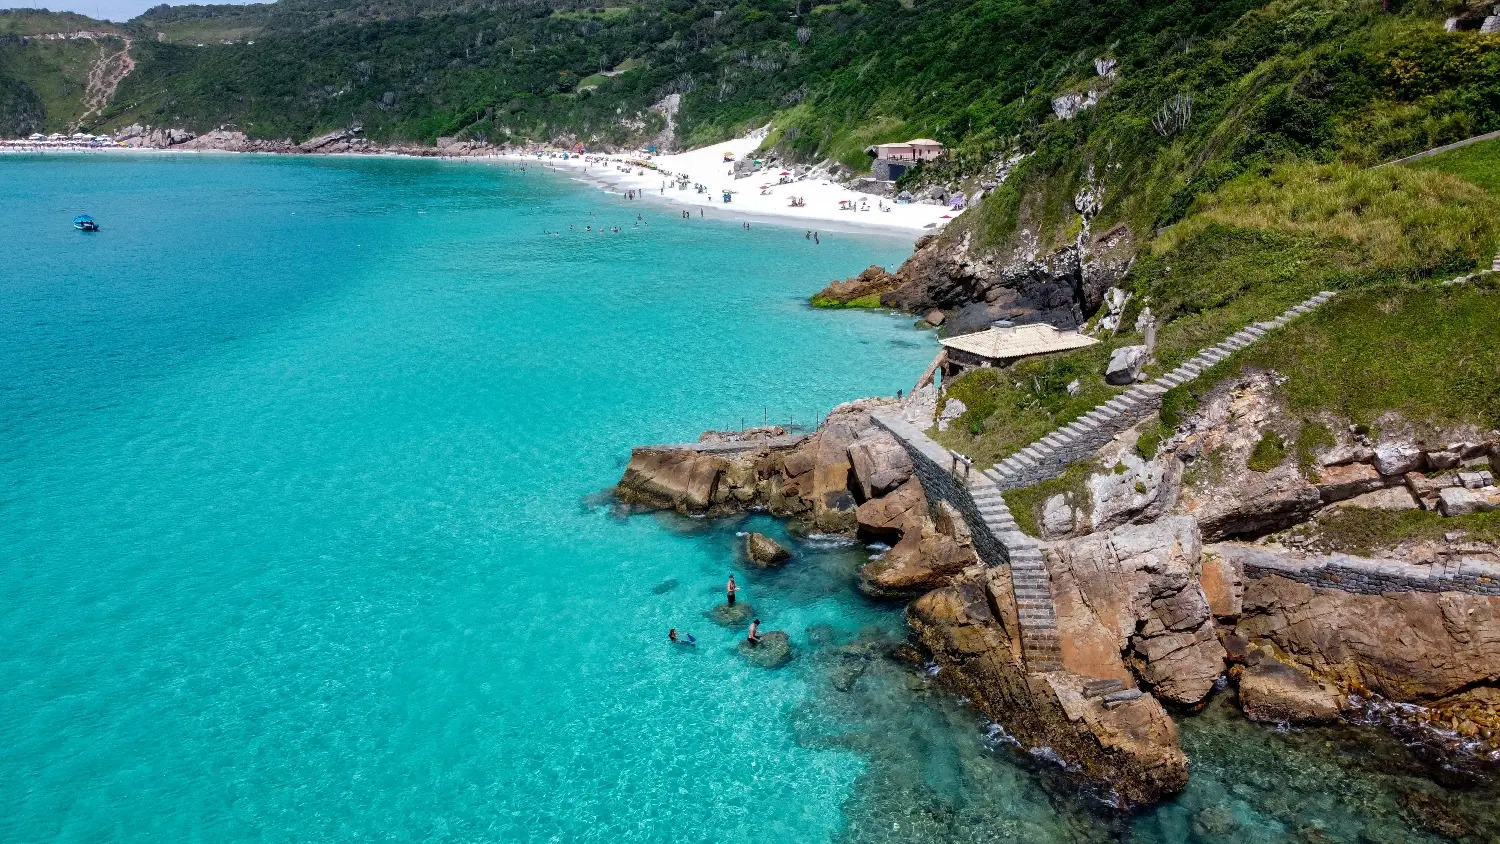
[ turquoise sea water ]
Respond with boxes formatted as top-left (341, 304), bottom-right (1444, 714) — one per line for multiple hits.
top-left (3, 154), bottom-right (1497, 843)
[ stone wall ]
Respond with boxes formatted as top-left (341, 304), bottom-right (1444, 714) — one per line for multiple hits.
top-left (871, 410), bottom-right (1010, 568)
top-left (1213, 544), bottom-right (1500, 597)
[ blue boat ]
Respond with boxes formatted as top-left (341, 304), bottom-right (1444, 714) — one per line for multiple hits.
top-left (73, 214), bottom-right (99, 232)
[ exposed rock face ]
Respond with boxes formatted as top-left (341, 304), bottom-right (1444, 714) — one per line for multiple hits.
top-left (1236, 574), bottom-right (1500, 703)
top-left (1046, 517), bottom-right (1226, 707)
top-left (745, 532), bottom-right (791, 567)
top-left (908, 571), bottom-right (1188, 806)
top-left (812, 265), bottom-right (901, 305)
top-left (859, 500), bottom-right (980, 599)
top-left (1237, 649), bottom-right (1342, 724)
top-left (879, 219), bottom-right (1134, 332)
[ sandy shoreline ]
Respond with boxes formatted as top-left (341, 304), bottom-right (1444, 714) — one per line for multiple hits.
top-left (4, 134), bottom-right (955, 239)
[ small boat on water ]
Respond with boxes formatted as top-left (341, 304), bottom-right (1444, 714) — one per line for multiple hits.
top-left (73, 214), bottom-right (99, 232)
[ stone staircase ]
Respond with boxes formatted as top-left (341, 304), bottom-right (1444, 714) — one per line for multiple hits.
top-left (1493, 251), bottom-right (1499, 273)
top-left (968, 477), bottom-right (1061, 670)
top-left (983, 290), bottom-right (1338, 491)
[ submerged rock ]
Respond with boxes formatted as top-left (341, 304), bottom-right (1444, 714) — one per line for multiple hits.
top-left (738, 630), bottom-right (792, 668)
top-left (651, 578), bottom-right (679, 595)
top-left (745, 532), bottom-right (791, 567)
top-left (705, 602), bottom-right (755, 627)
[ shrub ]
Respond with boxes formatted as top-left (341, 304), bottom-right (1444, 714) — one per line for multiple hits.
top-left (1248, 431), bottom-right (1287, 472)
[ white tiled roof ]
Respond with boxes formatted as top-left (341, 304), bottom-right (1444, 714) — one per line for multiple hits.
top-left (939, 323), bottom-right (1098, 360)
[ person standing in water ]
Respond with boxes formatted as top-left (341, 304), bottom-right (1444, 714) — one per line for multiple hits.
top-left (726, 575), bottom-right (738, 606)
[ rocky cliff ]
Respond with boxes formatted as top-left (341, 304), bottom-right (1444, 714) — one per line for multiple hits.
top-left (615, 402), bottom-right (975, 598)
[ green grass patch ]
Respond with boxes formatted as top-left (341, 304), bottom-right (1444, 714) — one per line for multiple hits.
top-left (1293, 508), bottom-right (1500, 557)
top-left (1248, 431), bottom-right (1287, 473)
top-left (1408, 137), bottom-right (1500, 197)
top-left (809, 293), bottom-right (883, 309)
top-left (932, 342), bottom-right (1123, 467)
top-left (1295, 420), bottom-right (1336, 477)
top-left (1199, 282), bottom-right (1500, 431)
top-left (1135, 420), bottom-right (1165, 460)
top-left (1002, 461), bottom-right (1094, 538)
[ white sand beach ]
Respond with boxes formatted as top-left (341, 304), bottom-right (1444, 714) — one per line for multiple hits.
top-left (496, 134), bottom-right (956, 236)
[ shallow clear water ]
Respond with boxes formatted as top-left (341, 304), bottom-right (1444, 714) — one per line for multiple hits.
top-left (2, 154), bottom-right (1495, 843)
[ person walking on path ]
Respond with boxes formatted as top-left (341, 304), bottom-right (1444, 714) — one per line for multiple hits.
top-left (726, 575), bottom-right (739, 606)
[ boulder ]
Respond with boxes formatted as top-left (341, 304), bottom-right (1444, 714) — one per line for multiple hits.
top-left (847, 430), bottom-right (915, 500)
top-left (858, 501), bottom-right (979, 599)
top-left (923, 309), bottom-right (946, 327)
top-left (1373, 442), bottom-right (1422, 476)
top-left (1041, 494), bottom-right (1077, 537)
top-left (855, 477), bottom-right (926, 539)
top-left (1105, 344), bottom-right (1149, 385)
top-left (1406, 471), bottom-right (1462, 509)
top-left (745, 532), bottom-right (791, 567)
top-left (1238, 654), bottom-right (1341, 724)
top-left (705, 602), bottom-right (755, 627)
top-left (738, 630), bottom-right (792, 668)
top-left (1133, 626), bottom-right (1227, 706)
top-left (1315, 462), bottom-right (1399, 503)
top-left (1437, 486), bottom-right (1500, 517)
top-left (1460, 470), bottom-right (1496, 489)
top-left (617, 448), bottom-right (727, 512)
top-left (1330, 486), bottom-right (1420, 511)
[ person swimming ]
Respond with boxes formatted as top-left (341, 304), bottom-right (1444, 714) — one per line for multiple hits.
top-left (668, 628), bottom-right (696, 646)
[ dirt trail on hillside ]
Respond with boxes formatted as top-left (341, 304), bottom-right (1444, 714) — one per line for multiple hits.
top-left (71, 35), bottom-right (134, 131)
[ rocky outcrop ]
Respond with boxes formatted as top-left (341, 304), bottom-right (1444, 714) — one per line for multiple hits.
top-left (1237, 647), bottom-right (1342, 724)
top-left (617, 448), bottom-right (729, 512)
top-left (859, 500), bottom-right (980, 599)
top-left (1046, 517), bottom-right (1226, 708)
top-left (908, 570), bottom-right (1188, 806)
top-left (745, 532), bottom-right (791, 567)
top-left (615, 405), bottom-right (951, 539)
top-left (812, 265), bottom-right (901, 305)
top-left (738, 630), bottom-right (792, 668)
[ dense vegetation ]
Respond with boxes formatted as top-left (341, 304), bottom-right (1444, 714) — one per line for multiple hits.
top-left (935, 152), bottom-right (1500, 464)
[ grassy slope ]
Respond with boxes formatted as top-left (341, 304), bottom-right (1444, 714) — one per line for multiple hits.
top-left (0, 9), bottom-right (122, 36)
top-left (0, 38), bottom-right (102, 133)
top-left (936, 159), bottom-right (1500, 464)
top-left (1409, 135), bottom-right (1500, 195)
